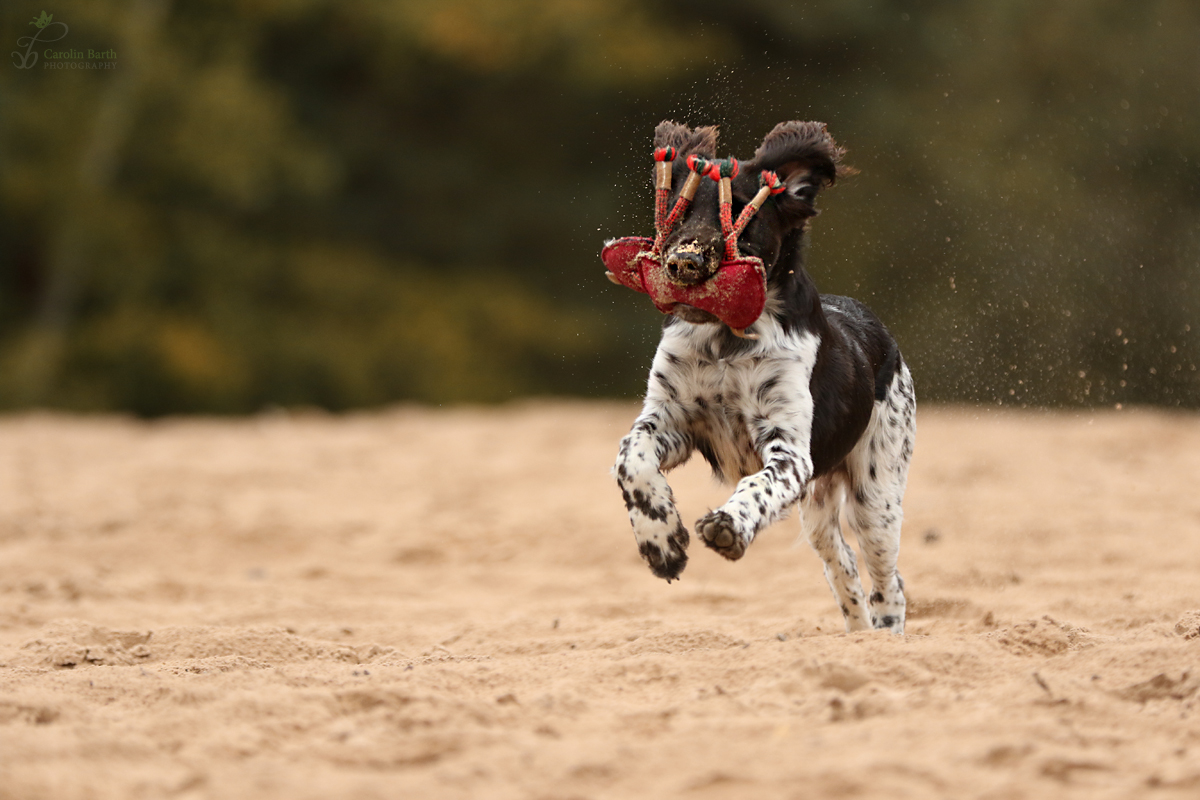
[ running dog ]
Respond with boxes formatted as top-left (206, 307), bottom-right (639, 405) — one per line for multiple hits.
top-left (612, 120), bottom-right (915, 633)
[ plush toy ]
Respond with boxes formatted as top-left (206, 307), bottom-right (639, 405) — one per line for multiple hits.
top-left (601, 147), bottom-right (786, 337)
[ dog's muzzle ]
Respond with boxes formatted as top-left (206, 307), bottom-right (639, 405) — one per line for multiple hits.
top-left (663, 244), bottom-right (712, 286)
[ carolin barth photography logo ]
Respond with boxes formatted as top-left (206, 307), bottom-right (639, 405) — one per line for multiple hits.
top-left (12, 10), bottom-right (117, 69)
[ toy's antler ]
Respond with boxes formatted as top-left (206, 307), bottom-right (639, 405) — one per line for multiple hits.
top-left (651, 148), bottom-right (703, 255)
top-left (727, 170), bottom-right (786, 260)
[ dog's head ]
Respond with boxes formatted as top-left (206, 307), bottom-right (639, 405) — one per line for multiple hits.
top-left (652, 121), bottom-right (851, 320)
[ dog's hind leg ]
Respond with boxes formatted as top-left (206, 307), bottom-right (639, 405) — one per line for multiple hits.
top-left (801, 475), bottom-right (872, 632)
top-left (844, 365), bottom-right (915, 634)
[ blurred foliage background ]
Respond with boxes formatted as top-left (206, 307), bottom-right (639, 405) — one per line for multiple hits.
top-left (2, 0), bottom-right (1198, 414)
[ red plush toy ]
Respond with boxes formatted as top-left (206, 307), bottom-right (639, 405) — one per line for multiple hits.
top-left (601, 148), bottom-right (786, 337)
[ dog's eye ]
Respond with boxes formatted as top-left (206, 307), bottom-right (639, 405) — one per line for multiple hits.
top-left (790, 183), bottom-right (818, 204)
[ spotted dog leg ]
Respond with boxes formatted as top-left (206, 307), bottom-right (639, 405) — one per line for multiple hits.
top-left (847, 498), bottom-right (907, 633)
top-left (844, 366), bottom-right (915, 634)
top-left (696, 427), bottom-right (808, 561)
top-left (801, 475), bottom-right (872, 631)
top-left (614, 413), bottom-right (692, 581)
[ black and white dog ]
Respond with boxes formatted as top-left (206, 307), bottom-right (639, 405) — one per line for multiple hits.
top-left (613, 121), bottom-right (915, 634)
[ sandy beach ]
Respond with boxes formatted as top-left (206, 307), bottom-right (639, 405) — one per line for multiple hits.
top-left (3, 402), bottom-right (1200, 799)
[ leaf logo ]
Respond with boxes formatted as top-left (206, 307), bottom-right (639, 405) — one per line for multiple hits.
top-left (13, 11), bottom-right (67, 68)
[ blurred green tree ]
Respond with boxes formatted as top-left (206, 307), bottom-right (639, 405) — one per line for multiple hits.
top-left (1, 0), bottom-right (1197, 413)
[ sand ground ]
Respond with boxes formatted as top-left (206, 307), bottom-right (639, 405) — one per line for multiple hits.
top-left (2, 402), bottom-right (1200, 799)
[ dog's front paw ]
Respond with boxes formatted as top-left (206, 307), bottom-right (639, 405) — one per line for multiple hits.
top-left (637, 522), bottom-right (689, 582)
top-left (696, 510), bottom-right (748, 561)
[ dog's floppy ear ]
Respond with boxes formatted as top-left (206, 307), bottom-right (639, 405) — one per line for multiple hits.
top-left (653, 120), bottom-right (718, 158)
top-left (751, 121), bottom-right (855, 218)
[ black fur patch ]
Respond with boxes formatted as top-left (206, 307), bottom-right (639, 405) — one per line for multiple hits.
top-left (628, 488), bottom-right (667, 522)
top-left (638, 523), bottom-right (689, 581)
